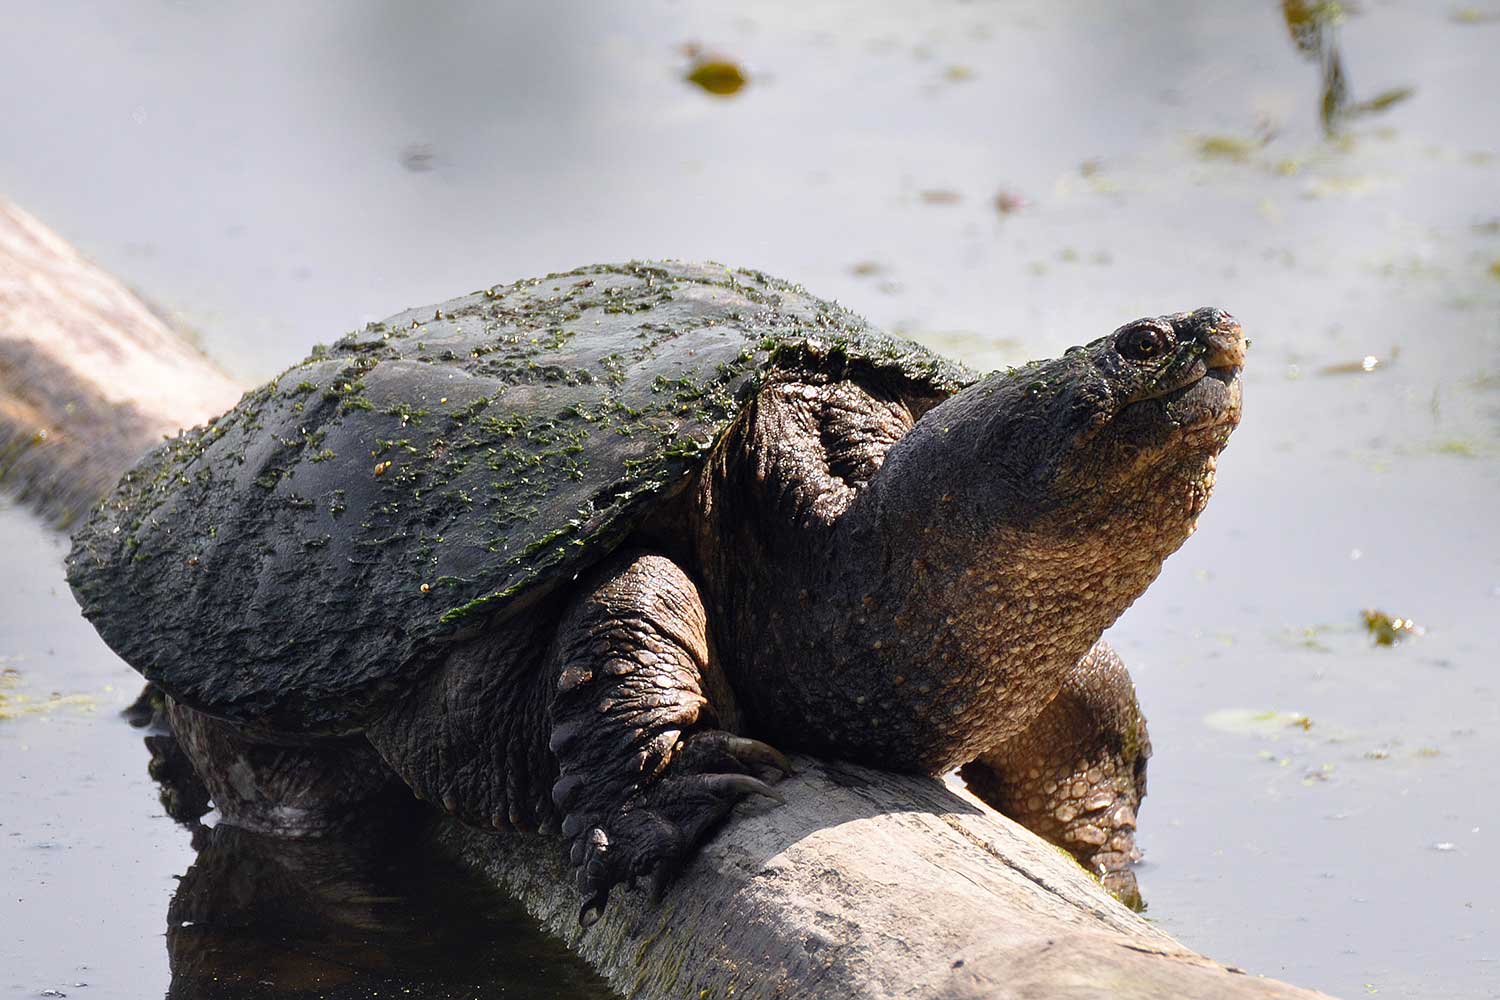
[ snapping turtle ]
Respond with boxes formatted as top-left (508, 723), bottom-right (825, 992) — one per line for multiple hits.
top-left (67, 261), bottom-right (1244, 920)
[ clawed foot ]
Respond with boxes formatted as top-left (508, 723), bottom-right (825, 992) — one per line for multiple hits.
top-left (561, 731), bottom-right (791, 926)
top-left (1086, 835), bottom-right (1146, 912)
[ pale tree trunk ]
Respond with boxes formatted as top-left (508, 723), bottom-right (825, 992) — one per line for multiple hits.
top-left (0, 197), bottom-right (1337, 1000)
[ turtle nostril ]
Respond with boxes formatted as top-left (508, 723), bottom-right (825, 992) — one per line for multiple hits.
top-left (1190, 309), bottom-right (1245, 369)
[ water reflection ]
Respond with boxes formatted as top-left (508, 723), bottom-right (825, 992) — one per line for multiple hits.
top-left (147, 735), bottom-right (610, 1000)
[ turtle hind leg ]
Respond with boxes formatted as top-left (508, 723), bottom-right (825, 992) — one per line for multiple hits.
top-left (362, 606), bottom-right (563, 835)
top-left (960, 640), bottom-right (1151, 910)
top-left (549, 551), bottom-right (790, 926)
top-left (165, 699), bottom-right (409, 837)
top-left (122, 680), bottom-right (167, 729)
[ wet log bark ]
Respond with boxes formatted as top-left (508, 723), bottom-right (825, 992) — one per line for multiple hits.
top-left (2, 198), bottom-right (1336, 999)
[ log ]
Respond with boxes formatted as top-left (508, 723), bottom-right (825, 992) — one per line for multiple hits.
top-left (435, 760), bottom-right (1330, 1000)
top-left (0, 197), bottom-right (240, 525)
top-left (0, 198), bottom-right (1336, 999)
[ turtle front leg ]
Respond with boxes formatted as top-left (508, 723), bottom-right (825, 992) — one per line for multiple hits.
top-left (960, 640), bottom-right (1152, 909)
top-left (548, 551), bottom-right (789, 925)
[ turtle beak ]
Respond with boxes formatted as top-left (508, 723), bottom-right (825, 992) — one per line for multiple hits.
top-left (1146, 308), bottom-right (1245, 435)
top-left (1193, 309), bottom-right (1246, 371)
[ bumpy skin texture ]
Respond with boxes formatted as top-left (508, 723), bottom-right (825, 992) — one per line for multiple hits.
top-left (68, 262), bottom-right (1244, 919)
top-left (960, 641), bottom-right (1152, 908)
top-left (548, 552), bottom-right (788, 922)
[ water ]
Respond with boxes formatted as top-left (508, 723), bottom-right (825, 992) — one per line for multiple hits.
top-left (0, 505), bottom-right (613, 998)
top-left (2, 1), bottom-right (1497, 997)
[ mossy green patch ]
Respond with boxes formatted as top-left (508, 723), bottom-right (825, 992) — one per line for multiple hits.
top-left (0, 668), bottom-right (98, 722)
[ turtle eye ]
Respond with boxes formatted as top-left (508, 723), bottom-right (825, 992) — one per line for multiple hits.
top-left (1117, 325), bottom-right (1172, 362)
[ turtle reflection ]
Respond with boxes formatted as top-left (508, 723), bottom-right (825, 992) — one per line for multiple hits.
top-left (146, 729), bottom-right (609, 999)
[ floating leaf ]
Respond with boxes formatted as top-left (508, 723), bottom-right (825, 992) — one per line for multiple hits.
top-left (1196, 135), bottom-right (1260, 161)
top-left (1353, 86), bottom-right (1415, 114)
top-left (685, 59), bottom-right (748, 97)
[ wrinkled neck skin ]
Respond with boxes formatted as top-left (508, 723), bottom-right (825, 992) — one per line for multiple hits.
top-left (703, 359), bottom-right (1227, 774)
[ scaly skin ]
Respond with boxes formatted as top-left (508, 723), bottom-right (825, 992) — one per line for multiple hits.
top-left (689, 307), bottom-right (1242, 902)
top-left (960, 641), bottom-right (1152, 908)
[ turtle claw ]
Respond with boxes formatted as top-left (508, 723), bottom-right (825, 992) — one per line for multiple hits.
top-left (562, 728), bottom-right (790, 926)
top-left (697, 772), bottom-right (785, 803)
top-left (713, 734), bottom-right (794, 776)
top-left (575, 827), bottom-right (615, 926)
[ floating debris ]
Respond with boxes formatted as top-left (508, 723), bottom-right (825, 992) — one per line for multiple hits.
top-left (374, 460), bottom-right (393, 477)
top-left (1318, 353), bottom-right (1387, 375)
top-left (943, 65), bottom-right (976, 83)
top-left (1354, 87), bottom-right (1415, 114)
top-left (1303, 763), bottom-right (1335, 784)
top-left (1281, 624), bottom-right (1333, 651)
top-left (848, 260), bottom-right (885, 278)
top-left (1362, 609), bottom-right (1424, 645)
top-left (918, 189), bottom-right (962, 205)
top-left (993, 190), bottom-right (1029, 214)
top-left (0, 668), bottom-right (98, 721)
top-left (1196, 134), bottom-right (1261, 162)
top-left (1451, 7), bottom-right (1500, 24)
top-left (1431, 439), bottom-right (1478, 457)
top-left (684, 53), bottom-right (748, 96)
top-left (399, 143), bottom-right (435, 172)
top-left (1281, 0), bottom-right (1415, 134)
top-left (1205, 708), bottom-right (1314, 736)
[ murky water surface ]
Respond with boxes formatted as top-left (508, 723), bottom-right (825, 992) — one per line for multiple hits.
top-left (2, 2), bottom-right (1497, 997)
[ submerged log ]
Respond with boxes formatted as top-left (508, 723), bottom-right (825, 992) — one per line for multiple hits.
top-left (1, 198), bottom-right (1336, 999)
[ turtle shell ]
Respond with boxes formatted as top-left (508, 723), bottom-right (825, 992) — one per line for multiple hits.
top-left (67, 261), bottom-right (975, 733)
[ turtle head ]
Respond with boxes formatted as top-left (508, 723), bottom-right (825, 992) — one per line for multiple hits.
top-left (859, 307), bottom-right (1244, 611)
top-left (949, 307), bottom-right (1244, 534)
top-left (1047, 306), bottom-right (1244, 520)
top-left (815, 309), bottom-right (1244, 769)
